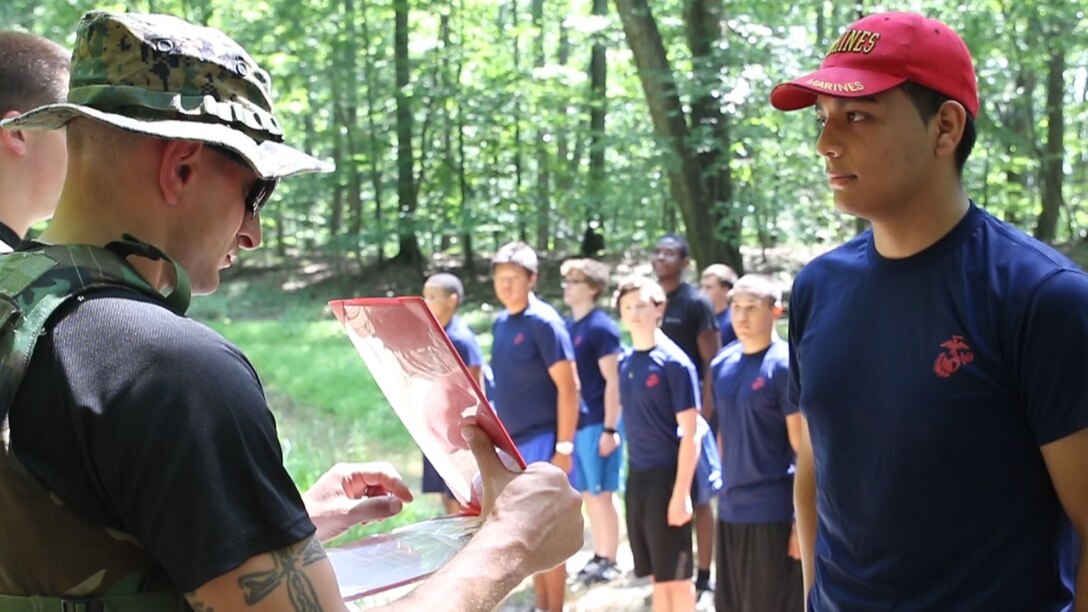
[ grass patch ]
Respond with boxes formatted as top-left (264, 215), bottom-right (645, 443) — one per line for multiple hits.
top-left (199, 312), bottom-right (449, 535)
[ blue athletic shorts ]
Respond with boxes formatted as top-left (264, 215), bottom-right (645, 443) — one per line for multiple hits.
top-left (513, 429), bottom-right (557, 464)
top-left (571, 423), bottom-right (623, 494)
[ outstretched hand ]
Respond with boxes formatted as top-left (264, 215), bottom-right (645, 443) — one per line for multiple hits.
top-left (302, 462), bottom-right (414, 542)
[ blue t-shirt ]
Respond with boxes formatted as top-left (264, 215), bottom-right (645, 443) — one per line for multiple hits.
top-left (619, 336), bottom-right (700, 470)
top-left (491, 297), bottom-right (576, 440)
top-left (717, 307), bottom-right (737, 347)
top-left (789, 204), bottom-right (1088, 611)
top-left (445, 315), bottom-right (483, 369)
top-left (711, 338), bottom-right (797, 524)
top-left (566, 308), bottom-right (622, 428)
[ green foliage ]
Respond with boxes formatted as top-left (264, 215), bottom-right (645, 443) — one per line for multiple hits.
top-left (8, 0), bottom-right (1087, 255)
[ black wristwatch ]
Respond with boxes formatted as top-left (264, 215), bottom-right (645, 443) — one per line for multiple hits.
top-left (602, 426), bottom-right (618, 435)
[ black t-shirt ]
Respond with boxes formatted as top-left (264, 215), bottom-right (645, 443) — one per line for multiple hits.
top-left (660, 282), bottom-right (718, 379)
top-left (8, 290), bottom-right (315, 592)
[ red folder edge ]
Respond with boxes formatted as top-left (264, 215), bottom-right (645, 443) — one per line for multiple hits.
top-left (327, 295), bottom-right (525, 516)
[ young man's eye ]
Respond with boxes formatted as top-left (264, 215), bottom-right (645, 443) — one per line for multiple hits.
top-left (846, 111), bottom-right (866, 122)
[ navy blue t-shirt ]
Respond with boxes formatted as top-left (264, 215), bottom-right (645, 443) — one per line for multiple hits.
top-left (661, 282), bottom-right (718, 379)
top-left (491, 297), bottom-right (576, 440)
top-left (566, 308), bottom-right (622, 428)
top-left (446, 315), bottom-right (484, 370)
top-left (619, 336), bottom-right (700, 470)
top-left (789, 204), bottom-right (1088, 611)
top-left (711, 338), bottom-right (797, 524)
top-left (716, 307), bottom-right (737, 347)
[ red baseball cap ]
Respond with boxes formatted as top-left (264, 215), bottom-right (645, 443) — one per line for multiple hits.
top-left (770, 12), bottom-right (979, 118)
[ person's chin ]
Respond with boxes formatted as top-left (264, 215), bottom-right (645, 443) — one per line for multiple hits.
top-left (191, 272), bottom-right (221, 296)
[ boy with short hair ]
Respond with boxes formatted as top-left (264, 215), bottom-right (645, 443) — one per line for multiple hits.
top-left (651, 234), bottom-right (721, 597)
top-left (491, 241), bottom-right (580, 612)
top-left (0, 31), bottom-right (69, 251)
top-left (561, 258), bottom-right (624, 585)
top-left (421, 272), bottom-right (486, 515)
top-left (699, 263), bottom-right (739, 348)
top-left (710, 274), bottom-right (802, 611)
top-left (614, 276), bottom-right (700, 611)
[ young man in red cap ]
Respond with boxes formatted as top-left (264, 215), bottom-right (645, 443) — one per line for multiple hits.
top-left (771, 11), bottom-right (1088, 610)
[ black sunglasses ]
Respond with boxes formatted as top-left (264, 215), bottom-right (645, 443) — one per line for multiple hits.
top-left (208, 145), bottom-right (279, 218)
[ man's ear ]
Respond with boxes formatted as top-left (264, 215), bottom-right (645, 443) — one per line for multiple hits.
top-left (934, 100), bottom-right (967, 160)
top-left (0, 110), bottom-right (28, 156)
top-left (158, 140), bottom-right (204, 207)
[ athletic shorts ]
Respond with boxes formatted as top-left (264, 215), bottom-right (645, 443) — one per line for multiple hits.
top-left (715, 521), bottom-right (803, 612)
top-left (691, 416), bottom-right (723, 506)
top-left (626, 466), bottom-right (693, 583)
top-left (514, 429), bottom-right (557, 464)
top-left (571, 423), bottom-right (623, 494)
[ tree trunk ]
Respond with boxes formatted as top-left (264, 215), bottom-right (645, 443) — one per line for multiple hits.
top-left (456, 1), bottom-right (475, 272)
top-left (532, 0), bottom-right (551, 252)
top-left (360, 2), bottom-right (386, 264)
top-left (1035, 43), bottom-right (1065, 242)
top-left (613, 0), bottom-right (727, 272)
top-left (583, 0), bottom-right (607, 256)
top-left (393, 0), bottom-right (424, 271)
top-left (682, 0), bottom-right (742, 273)
top-left (510, 1), bottom-right (527, 242)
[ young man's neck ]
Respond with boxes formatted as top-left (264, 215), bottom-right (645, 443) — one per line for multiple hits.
top-left (630, 327), bottom-right (663, 351)
top-left (569, 301), bottom-right (595, 321)
top-left (869, 187), bottom-right (971, 259)
top-left (656, 276), bottom-right (681, 294)
top-left (0, 187), bottom-right (36, 239)
top-left (740, 334), bottom-right (773, 355)
top-left (504, 297), bottom-right (530, 315)
top-left (712, 297), bottom-right (729, 314)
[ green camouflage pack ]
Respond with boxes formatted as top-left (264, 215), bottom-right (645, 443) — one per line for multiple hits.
top-left (0, 241), bottom-right (189, 611)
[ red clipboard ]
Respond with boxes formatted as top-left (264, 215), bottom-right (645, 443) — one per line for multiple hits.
top-left (325, 296), bottom-right (525, 600)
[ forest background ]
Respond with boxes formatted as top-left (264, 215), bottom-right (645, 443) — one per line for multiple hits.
top-left (6, 0), bottom-right (1087, 603)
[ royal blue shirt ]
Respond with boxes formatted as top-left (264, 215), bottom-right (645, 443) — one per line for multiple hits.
top-left (619, 336), bottom-right (699, 470)
top-left (717, 307), bottom-right (737, 347)
top-left (446, 315), bottom-right (483, 370)
top-left (711, 338), bottom-right (797, 524)
top-left (789, 204), bottom-right (1088, 611)
top-left (566, 308), bottom-right (622, 428)
top-left (491, 297), bottom-right (575, 440)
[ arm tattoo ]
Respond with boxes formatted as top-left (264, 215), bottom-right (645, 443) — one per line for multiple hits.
top-left (238, 536), bottom-right (328, 610)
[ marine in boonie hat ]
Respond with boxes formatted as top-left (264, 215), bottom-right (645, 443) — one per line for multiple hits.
top-left (0, 10), bottom-right (332, 180)
top-left (770, 12), bottom-right (979, 118)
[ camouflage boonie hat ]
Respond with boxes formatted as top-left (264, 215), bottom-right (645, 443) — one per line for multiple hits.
top-left (0, 11), bottom-right (332, 179)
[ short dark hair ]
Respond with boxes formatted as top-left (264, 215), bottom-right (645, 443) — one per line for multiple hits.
top-left (0, 31), bottom-right (69, 113)
top-left (899, 81), bottom-right (976, 175)
top-left (656, 234), bottom-right (689, 259)
top-left (425, 272), bottom-right (464, 304)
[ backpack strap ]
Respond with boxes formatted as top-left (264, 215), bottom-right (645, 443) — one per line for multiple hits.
top-left (0, 237), bottom-right (191, 421)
